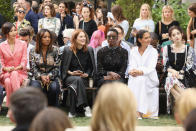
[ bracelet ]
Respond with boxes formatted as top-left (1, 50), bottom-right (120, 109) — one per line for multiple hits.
top-left (187, 40), bottom-right (191, 42)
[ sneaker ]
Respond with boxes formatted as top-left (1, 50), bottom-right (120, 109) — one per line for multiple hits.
top-left (84, 106), bottom-right (92, 117)
top-left (68, 112), bottom-right (76, 118)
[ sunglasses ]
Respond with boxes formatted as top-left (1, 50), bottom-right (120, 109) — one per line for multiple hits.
top-left (18, 10), bottom-right (25, 14)
top-left (107, 35), bottom-right (117, 39)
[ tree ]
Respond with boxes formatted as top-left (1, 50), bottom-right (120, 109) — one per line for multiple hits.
top-left (0, 0), bottom-right (14, 23)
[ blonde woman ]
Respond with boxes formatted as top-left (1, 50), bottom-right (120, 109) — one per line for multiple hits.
top-left (175, 88), bottom-right (196, 124)
top-left (155, 5), bottom-right (179, 45)
top-left (132, 3), bottom-right (155, 39)
top-left (91, 82), bottom-right (136, 131)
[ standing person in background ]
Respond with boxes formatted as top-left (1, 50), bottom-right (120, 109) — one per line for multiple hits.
top-left (155, 5), bottom-right (179, 46)
top-left (14, 5), bottom-right (31, 38)
top-left (0, 22), bottom-right (27, 107)
top-left (57, 1), bottom-right (74, 46)
top-left (132, 3), bottom-right (155, 43)
top-left (24, 0), bottom-right (38, 33)
top-left (37, 0), bottom-right (52, 19)
top-left (128, 30), bottom-right (159, 119)
top-left (111, 5), bottom-right (129, 38)
top-left (78, 1), bottom-right (97, 40)
top-left (187, 3), bottom-right (196, 50)
top-left (38, 3), bottom-right (61, 37)
top-left (73, 2), bottom-right (82, 29)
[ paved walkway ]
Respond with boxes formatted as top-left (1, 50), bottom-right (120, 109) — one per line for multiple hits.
top-left (0, 126), bottom-right (184, 131)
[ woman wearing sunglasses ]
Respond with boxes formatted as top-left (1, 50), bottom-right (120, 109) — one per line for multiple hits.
top-left (14, 5), bottom-right (30, 38)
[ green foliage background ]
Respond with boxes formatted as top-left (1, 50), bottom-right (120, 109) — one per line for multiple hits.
top-left (0, 0), bottom-right (14, 22)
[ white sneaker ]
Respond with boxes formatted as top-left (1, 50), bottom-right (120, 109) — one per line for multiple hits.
top-left (68, 112), bottom-right (76, 118)
top-left (84, 106), bottom-right (92, 117)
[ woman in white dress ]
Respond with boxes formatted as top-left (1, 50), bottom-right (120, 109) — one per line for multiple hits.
top-left (128, 30), bottom-right (159, 119)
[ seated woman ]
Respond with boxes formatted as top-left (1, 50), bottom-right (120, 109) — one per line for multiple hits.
top-left (60, 29), bottom-right (96, 117)
top-left (96, 28), bottom-right (128, 87)
top-left (29, 29), bottom-right (60, 106)
top-left (162, 26), bottom-right (194, 113)
top-left (0, 22), bottom-right (27, 107)
top-left (128, 30), bottom-right (159, 119)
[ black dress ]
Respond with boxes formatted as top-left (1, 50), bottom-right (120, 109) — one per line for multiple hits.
top-left (61, 47), bottom-right (95, 114)
top-left (155, 21), bottom-right (179, 45)
top-left (79, 19), bottom-right (97, 40)
top-left (96, 46), bottom-right (128, 87)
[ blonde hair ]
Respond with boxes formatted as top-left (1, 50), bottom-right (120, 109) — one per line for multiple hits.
top-left (175, 89), bottom-right (196, 123)
top-left (91, 82), bottom-right (136, 131)
top-left (161, 5), bottom-right (175, 22)
top-left (139, 3), bottom-right (152, 20)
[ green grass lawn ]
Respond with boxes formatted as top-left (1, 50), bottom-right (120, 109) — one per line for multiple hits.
top-left (0, 106), bottom-right (177, 126)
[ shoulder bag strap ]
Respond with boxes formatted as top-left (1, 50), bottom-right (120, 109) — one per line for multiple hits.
top-left (159, 21), bottom-right (161, 35)
top-left (74, 53), bottom-right (84, 72)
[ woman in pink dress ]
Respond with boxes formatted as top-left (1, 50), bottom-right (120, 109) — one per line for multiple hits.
top-left (0, 22), bottom-right (27, 106)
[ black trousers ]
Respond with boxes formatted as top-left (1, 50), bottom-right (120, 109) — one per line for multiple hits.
top-left (29, 79), bottom-right (60, 106)
top-left (64, 76), bottom-right (88, 114)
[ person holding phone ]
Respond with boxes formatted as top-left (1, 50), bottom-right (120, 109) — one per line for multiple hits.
top-left (61, 29), bottom-right (96, 118)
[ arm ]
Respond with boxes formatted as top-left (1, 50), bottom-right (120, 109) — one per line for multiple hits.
top-left (149, 20), bottom-right (155, 32)
top-left (115, 49), bottom-right (128, 78)
top-left (38, 19), bottom-right (42, 33)
top-left (48, 48), bottom-right (60, 80)
top-left (187, 18), bottom-right (193, 43)
top-left (97, 49), bottom-right (107, 79)
top-left (29, 49), bottom-right (42, 80)
top-left (55, 18), bottom-right (61, 36)
top-left (139, 49), bottom-right (158, 75)
top-left (15, 42), bottom-right (27, 70)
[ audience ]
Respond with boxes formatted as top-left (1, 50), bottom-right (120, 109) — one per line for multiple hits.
top-left (128, 30), bottom-right (159, 119)
top-left (9, 87), bottom-right (47, 131)
top-left (91, 82), bottom-right (136, 131)
top-left (96, 28), bottom-right (128, 87)
top-left (162, 26), bottom-right (194, 113)
top-left (38, 3), bottom-right (61, 37)
top-left (0, 22), bottom-right (27, 107)
top-left (60, 29), bottom-right (96, 117)
top-left (174, 88), bottom-right (196, 125)
top-left (29, 29), bottom-right (60, 106)
top-left (29, 107), bottom-right (73, 131)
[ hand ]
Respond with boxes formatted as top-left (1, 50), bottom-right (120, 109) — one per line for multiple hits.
top-left (191, 29), bottom-right (196, 35)
top-left (4, 66), bottom-right (15, 72)
top-left (162, 33), bottom-right (169, 39)
top-left (171, 70), bottom-right (179, 78)
top-left (41, 75), bottom-right (48, 85)
top-left (104, 75), bottom-right (113, 80)
top-left (14, 65), bottom-right (23, 71)
top-left (71, 70), bottom-right (83, 76)
top-left (80, 73), bottom-right (88, 78)
top-left (129, 69), bottom-right (143, 77)
top-left (108, 72), bottom-right (121, 80)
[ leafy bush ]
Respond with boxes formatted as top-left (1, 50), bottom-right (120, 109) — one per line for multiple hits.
top-left (0, 0), bottom-right (14, 22)
top-left (152, 0), bottom-right (189, 31)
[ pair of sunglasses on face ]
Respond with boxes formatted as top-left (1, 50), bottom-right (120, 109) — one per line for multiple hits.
top-left (18, 10), bottom-right (25, 14)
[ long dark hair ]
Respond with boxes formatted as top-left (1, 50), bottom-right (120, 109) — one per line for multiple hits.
top-left (35, 29), bottom-right (54, 53)
top-left (136, 30), bottom-right (148, 47)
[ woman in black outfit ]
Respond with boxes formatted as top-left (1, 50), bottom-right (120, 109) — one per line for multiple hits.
top-left (96, 28), bottom-right (128, 88)
top-left (78, 1), bottom-right (97, 40)
top-left (155, 5), bottom-right (179, 45)
top-left (61, 29), bottom-right (96, 117)
top-left (57, 1), bottom-right (74, 46)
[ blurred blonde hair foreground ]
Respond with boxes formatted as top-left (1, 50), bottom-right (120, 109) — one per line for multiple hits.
top-left (91, 82), bottom-right (137, 131)
top-left (175, 88), bottom-right (196, 124)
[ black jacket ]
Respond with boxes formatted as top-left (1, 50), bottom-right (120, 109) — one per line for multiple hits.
top-left (60, 46), bottom-right (96, 82)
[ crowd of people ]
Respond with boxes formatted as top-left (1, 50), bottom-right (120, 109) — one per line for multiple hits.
top-left (0, 0), bottom-right (195, 130)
